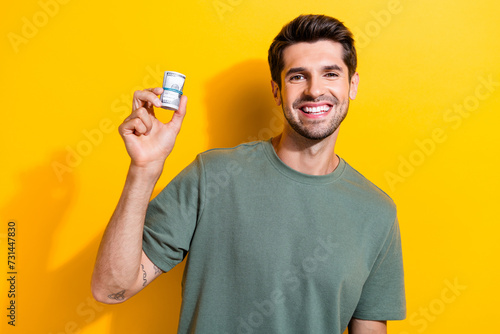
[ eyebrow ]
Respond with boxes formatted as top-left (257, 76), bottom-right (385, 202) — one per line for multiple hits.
top-left (284, 64), bottom-right (343, 78)
top-left (323, 64), bottom-right (343, 72)
top-left (284, 67), bottom-right (306, 78)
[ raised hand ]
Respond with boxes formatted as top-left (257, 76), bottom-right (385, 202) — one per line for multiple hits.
top-left (118, 87), bottom-right (187, 172)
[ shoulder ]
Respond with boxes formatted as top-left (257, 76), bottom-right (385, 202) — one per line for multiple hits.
top-left (340, 159), bottom-right (397, 218)
top-left (197, 141), bottom-right (264, 168)
top-left (199, 141), bottom-right (263, 158)
top-left (168, 141), bottom-right (265, 187)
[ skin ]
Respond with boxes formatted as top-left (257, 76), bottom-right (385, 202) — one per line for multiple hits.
top-left (91, 88), bottom-right (187, 303)
top-left (271, 40), bottom-right (359, 176)
top-left (348, 319), bottom-right (387, 333)
top-left (91, 40), bottom-right (387, 333)
top-left (271, 40), bottom-right (385, 333)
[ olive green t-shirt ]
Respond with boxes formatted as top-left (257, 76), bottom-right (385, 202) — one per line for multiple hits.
top-left (143, 140), bottom-right (406, 333)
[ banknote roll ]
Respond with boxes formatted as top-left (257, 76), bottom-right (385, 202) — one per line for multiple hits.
top-left (161, 71), bottom-right (186, 110)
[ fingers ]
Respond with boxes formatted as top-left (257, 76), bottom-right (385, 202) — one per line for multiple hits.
top-left (149, 87), bottom-right (164, 96)
top-left (125, 87), bottom-right (187, 137)
top-left (119, 117), bottom-right (147, 137)
top-left (132, 88), bottom-right (163, 111)
top-left (119, 107), bottom-right (154, 137)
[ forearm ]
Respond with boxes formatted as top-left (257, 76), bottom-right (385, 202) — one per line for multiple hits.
top-left (348, 319), bottom-right (387, 334)
top-left (91, 164), bottom-right (161, 303)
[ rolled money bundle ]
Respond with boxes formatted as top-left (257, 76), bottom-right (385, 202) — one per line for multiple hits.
top-left (160, 71), bottom-right (186, 110)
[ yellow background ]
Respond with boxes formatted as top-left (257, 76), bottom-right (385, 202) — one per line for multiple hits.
top-left (1, 0), bottom-right (499, 333)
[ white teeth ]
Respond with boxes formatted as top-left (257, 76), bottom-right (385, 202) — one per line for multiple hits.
top-left (302, 105), bottom-right (330, 114)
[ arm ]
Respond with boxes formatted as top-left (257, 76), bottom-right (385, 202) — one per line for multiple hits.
top-left (91, 87), bottom-right (187, 304)
top-left (348, 319), bottom-right (387, 334)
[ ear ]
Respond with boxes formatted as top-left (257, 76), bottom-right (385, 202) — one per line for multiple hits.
top-left (349, 72), bottom-right (359, 100)
top-left (271, 80), bottom-right (282, 106)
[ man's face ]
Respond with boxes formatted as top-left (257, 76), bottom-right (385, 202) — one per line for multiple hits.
top-left (272, 40), bottom-right (359, 140)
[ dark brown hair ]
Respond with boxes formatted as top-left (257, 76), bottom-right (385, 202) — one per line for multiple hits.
top-left (268, 14), bottom-right (357, 88)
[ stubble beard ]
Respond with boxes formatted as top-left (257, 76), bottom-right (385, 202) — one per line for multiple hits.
top-left (282, 95), bottom-right (349, 141)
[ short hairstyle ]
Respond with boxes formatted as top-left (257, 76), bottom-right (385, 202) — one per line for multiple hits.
top-left (268, 14), bottom-right (357, 88)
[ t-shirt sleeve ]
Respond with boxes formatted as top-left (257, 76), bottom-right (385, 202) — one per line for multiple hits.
top-left (142, 155), bottom-right (206, 273)
top-left (352, 216), bottom-right (406, 320)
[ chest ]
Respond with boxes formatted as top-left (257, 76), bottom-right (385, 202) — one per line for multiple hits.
top-left (193, 184), bottom-right (378, 296)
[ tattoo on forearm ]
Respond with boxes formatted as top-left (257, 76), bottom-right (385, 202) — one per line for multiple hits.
top-left (141, 263), bottom-right (147, 286)
top-left (108, 290), bottom-right (126, 301)
top-left (153, 264), bottom-right (162, 275)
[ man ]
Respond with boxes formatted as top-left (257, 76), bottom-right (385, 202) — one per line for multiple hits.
top-left (92, 14), bottom-right (406, 333)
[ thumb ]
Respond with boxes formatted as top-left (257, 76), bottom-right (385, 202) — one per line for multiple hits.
top-left (166, 95), bottom-right (188, 133)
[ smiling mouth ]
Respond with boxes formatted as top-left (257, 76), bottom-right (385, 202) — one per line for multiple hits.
top-left (300, 105), bottom-right (332, 115)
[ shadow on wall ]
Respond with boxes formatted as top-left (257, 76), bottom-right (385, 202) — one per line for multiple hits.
top-left (205, 59), bottom-right (283, 149)
top-left (0, 151), bottom-right (185, 334)
top-left (0, 151), bottom-right (88, 333)
top-left (1, 60), bottom-right (284, 334)
top-left (1, 151), bottom-right (85, 333)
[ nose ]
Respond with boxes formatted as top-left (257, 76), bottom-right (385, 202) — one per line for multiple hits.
top-left (304, 75), bottom-right (325, 99)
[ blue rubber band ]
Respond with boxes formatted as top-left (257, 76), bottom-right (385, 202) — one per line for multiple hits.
top-left (163, 87), bottom-right (183, 95)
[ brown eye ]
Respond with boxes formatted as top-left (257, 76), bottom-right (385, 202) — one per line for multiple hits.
top-left (290, 74), bottom-right (305, 81)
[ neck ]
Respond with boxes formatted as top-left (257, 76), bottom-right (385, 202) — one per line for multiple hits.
top-left (271, 127), bottom-right (340, 176)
